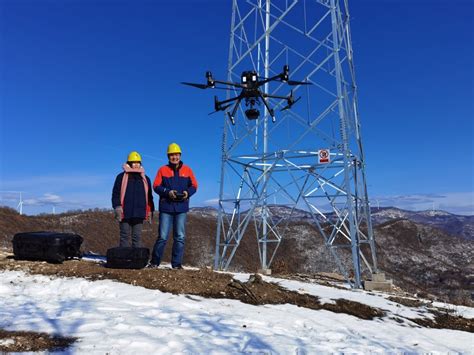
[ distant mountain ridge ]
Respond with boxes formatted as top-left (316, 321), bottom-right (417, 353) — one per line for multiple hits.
top-left (370, 207), bottom-right (473, 240)
top-left (190, 205), bottom-right (474, 240)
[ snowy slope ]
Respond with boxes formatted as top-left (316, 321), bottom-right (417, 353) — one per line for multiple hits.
top-left (1, 270), bottom-right (472, 354)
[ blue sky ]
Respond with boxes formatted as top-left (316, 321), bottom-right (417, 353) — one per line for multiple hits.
top-left (0, 0), bottom-right (473, 215)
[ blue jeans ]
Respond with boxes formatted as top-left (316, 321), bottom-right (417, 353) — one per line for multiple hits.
top-left (151, 212), bottom-right (187, 267)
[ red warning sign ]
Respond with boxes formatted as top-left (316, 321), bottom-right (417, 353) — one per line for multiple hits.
top-left (318, 149), bottom-right (330, 164)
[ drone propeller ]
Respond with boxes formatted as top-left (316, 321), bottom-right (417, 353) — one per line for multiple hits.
top-left (182, 82), bottom-right (238, 92)
top-left (208, 104), bottom-right (232, 116)
top-left (287, 80), bottom-right (311, 86)
top-left (257, 77), bottom-right (311, 86)
top-left (208, 96), bottom-right (232, 115)
top-left (181, 82), bottom-right (209, 89)
top-left (281, 91), bottom-right (301, 111)
top-left (212, 86), bottom-right (238, 91)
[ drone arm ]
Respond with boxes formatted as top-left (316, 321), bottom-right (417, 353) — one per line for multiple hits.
top-left (226, 97), bottom-right (243, 125)
top-left (229, 97), bottom-right (242, 117)
top-left (217, 95), bottom-right (241, 105)
top-left (213, 79), bottom-right (244, 89)
top-left (262, 93), bottom-right (290, 100)
top-left (257, 74), bottom-right (282, 87)
top-left (258, 92), bottom-right (275, 121)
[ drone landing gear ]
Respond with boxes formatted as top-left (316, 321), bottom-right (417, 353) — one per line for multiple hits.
top-left (227, 112), bottom-right (236, 125)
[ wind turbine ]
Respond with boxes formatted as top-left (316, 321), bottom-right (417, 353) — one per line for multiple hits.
top-left (0, 190), bottom-right (25, 215)
top-left (17, 192), bottom-right (24, 215)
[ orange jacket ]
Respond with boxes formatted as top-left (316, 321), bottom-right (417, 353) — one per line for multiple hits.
top-left (153, 161), bottom-right (197, 213)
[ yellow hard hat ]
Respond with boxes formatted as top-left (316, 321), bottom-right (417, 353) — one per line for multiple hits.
top-left (127, 151), bottom-right (142, 162)
top-left (167, 143), bottom-right (182, 155)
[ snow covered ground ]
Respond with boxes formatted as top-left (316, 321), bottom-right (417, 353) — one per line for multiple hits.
top-left (1, 270), bottom-right (473, 354)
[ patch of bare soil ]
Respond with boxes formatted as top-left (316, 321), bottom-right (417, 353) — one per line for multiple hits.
top-left (0, 329), bottom-right (76, 352)
top-left (388, 296), bottom-right (429, 308)
top-left (387, 297), bottom-right (474, 333)
top-left (324, 299), bottom-right (385, 320)
top-left (409, 310), bottom-right (474, 333)
top-left (271, 272), bottom-right (349, 290)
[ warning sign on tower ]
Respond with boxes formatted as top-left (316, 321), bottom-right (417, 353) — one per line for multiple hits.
top-left (318, 149), bottom-right (330, 164)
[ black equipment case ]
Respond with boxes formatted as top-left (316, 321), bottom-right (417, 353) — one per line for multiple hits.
top-left (12, 231), bottom-right (83, 263)
top-left (106, 247), bottom-right (149, 269)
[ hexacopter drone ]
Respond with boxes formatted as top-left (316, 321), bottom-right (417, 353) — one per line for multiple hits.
top-left (182, 65), bottom-right (311, 125)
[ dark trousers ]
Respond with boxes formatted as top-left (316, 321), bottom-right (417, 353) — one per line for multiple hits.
top-left (119, 218), bottom-right (143, 247)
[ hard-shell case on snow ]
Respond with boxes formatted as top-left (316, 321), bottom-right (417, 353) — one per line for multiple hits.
top-left (12, 231), bottom-right (83, 263)
top-left (106, 247), bottom-right (149, 269)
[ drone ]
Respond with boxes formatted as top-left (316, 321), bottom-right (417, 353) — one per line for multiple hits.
top-left (182, 65), bottom-right (311, 125)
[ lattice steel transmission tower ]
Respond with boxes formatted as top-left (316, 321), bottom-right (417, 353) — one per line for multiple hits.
top-left (214, 0), bottom-right (377, 288)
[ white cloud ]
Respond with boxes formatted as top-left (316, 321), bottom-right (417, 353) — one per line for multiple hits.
top-left (203, 198), bottom-right (220, 207)
top-left (0, 173), bottom-right (112, 214)
top-left (371, 192), bottom-right (474, 215)
top-left (0, 174), bottom-right (110, 192)
top-left (0, 191), bottom-right (22, 203)
top-left (23, 193), bottom-right (63, 206)
top-left (0, 190), bottom-right (111, 215)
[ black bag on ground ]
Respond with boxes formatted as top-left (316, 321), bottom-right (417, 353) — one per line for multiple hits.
top-left (12, 231), bottom-right (83, 263)
top-left (106, 247), bottom-right (149, 269)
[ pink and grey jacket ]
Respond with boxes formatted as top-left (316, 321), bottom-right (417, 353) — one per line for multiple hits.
top-left (112, 165), bottom-right (155, 220)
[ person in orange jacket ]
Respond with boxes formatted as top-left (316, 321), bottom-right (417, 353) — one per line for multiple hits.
top-left (149, 143), bottom-right (197, 269)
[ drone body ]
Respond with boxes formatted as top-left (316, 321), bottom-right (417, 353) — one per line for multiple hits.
top-left (182, 65), bottom-right (310, 125)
